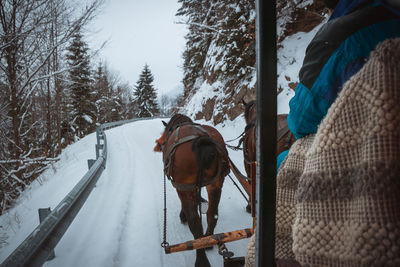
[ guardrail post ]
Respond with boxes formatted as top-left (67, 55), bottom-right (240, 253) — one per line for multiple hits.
top-left (38, 208), bottom-right (55, 261)
top-left (96, 128), bottom-right (102, 159)
top-left (96, 129), bottom-right (101, 144)
top-left (95, 145), bottom-right (99, 159)
top-left (95, 144), bottom-right (104, 159)
top-left (87, 159), bottom-right (96, 169)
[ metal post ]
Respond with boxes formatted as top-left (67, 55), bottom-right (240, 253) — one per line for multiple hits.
top-left (95, 145), bottom-right (99, 159)
top-left (96, 129), bottom-right (101, 145)
top-left (255, 0), bottom-right (277, 266)
top-left (95, 144), bottom-right (104, 160)
top-left (38, 208), bottom-right (55, 261)
top-left (96, 128), bottom-right (102, 159)
top-left (87, 159), bottom-right (96, 169)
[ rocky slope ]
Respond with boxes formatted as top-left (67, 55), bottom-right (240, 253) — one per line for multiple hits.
top-left (179, 0), bottom-right (329, 124)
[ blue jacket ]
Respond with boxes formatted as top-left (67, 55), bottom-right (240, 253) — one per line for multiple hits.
top-left (287, 0), bottom-right (400, 140)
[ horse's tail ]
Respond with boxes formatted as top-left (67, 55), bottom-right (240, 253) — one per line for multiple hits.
top-left (192, 135), bottom-right (217, 187)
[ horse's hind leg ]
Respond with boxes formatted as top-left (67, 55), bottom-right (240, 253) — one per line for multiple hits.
top-left (177, 190), bottom-right (203, 237)
top-left (179, 202), bottom-right (187, 223)
top-left (204, 180), bottom-right (223, 236)
top-left (177, 190), bottom-right (211, 267)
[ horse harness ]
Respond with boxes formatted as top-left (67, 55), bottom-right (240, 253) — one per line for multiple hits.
top-left (162, 123), bottom-right (228, 191)
top-left (242, 121), bottom-right (294, 165)
top-left (242, 122), bottom-right (256, 165)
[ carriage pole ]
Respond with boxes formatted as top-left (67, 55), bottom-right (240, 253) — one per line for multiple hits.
top-left (255, 0), bottom-right (277, 266)
top-left (164, 228), bottom-right (253, 254)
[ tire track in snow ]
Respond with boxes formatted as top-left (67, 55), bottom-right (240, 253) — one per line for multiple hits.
top-left (112, 120), bottom-right (169, 267)
top-left (111, 129), bottom-right (136, 266)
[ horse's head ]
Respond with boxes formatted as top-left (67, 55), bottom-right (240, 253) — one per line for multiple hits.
top-left (154, 121), bottom-right (168, 152)
top-left (153, 114), bottom-right (194, 152)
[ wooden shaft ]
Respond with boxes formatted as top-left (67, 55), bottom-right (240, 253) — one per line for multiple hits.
top-left (164, 228), bottom-right (253, 254)
top-left (228, 158), bottom-right (251, 196)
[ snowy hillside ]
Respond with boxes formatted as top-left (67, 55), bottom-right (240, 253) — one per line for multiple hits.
top-left (178, 0), bottom-right (328, 124)
top-left (183, 21), bottom-right (327, 120)
top-left (0, 118), bottom-right (255, 266)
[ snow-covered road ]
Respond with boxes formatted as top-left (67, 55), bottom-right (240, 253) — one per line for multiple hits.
top-left (1, 118), bottom-right (252, 267)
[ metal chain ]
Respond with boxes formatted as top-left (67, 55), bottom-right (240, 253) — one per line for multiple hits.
top-left (161, 173), bottom-right (169, 248)
top-left (218, 241), bottom-right (234, 259)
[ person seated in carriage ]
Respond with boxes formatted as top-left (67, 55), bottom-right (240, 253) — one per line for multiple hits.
top-left (276, 0), bottom-right (400, 170)
top-left (246, 0), bottom-right (400, 266)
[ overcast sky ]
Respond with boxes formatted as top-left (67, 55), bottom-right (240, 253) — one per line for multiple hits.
top-left (88, 0), bottom-right (187, 96)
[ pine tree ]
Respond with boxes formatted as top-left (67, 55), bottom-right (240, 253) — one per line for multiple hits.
top-left (110, 86), bottom-right (125, 121)
top-left (93, 63), bottom-right (113, 124)
top-left (133, 64), bottom-right (159, 118)
top-left (126, 92), bottom-right (137, 119)
top-left (66, 31), bottom-right (96, 139)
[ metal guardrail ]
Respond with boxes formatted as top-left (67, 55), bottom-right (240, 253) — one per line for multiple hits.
top-left (1, 116), bottom-right (166, 267)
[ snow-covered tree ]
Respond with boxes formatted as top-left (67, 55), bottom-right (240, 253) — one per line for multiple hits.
top-left (176, 0), bottom-right (256, 123)
top-left (133, 65), bottom-right (159, 118)
top-left (110, 86), bottom-right (125, 121)
top-left (93, 62), bottom-right (113, 124)
top-left (177, 1), bottom-right (213, 95)
top-left (0, 0), bottom-right (104, 215)
top-left (66, 31), bottom-right (96, 139)
top-left (93, 63), bottom-right (133, 123)
top-left (178, 0), bottom-right (255, 85)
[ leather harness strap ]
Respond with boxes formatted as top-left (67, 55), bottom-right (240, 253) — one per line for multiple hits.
top-left (162, 124), bottom-right (228, 192)
top-left (171, 172), bottom-right (222, 191)
top-left (163, 134), bottom-right (200, 178)
top-left (242, 123), bottom-right (292, 165)
top-left (243, 121), bottom-right (256, 165)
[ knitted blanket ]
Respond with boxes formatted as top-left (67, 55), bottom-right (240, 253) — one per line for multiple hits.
top-left (246, 38), bottom-right (400, 266)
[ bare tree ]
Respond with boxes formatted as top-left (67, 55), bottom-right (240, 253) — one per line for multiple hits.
top-left (0, 0), bottom-right (104, 214)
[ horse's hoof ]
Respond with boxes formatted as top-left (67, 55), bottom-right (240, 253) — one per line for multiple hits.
top-left (245, 204), bottom-right (251, 213)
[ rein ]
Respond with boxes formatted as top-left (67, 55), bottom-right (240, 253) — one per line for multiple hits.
top-left (226, 122), bottom-right (256, 152)
top-left (225, 131), bottom-right (246, 143)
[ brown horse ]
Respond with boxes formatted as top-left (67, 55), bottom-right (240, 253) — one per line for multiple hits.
top-left (154, 114), bottom-right (229, 267)
top-left (242, 100), bottom-right (296, 179)
top-left (241, 100), bottom-right (296, 212)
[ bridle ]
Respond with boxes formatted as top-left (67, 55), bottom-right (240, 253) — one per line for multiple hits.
top-left (242, 121), bottom-right (256, 165)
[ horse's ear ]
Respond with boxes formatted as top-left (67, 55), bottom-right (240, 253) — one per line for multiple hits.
top-left (162, 120), bottom-right (167, 127)
top-left (241, 99), bottom-right (247, 106)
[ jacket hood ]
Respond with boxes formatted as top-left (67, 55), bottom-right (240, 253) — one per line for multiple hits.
top-left (330, 0), bottom-right (400, 20)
